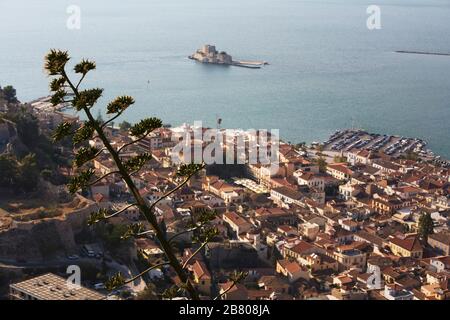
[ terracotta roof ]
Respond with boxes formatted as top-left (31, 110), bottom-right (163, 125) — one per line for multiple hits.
top-left (327, 163), bottom-right (353, 175)
top-left (278, 225), bottom-right (295, 233)
top-left (382, 266), bottom-right (401, 279)
top-left (373, 160), bottom-right (401, 171)
top-left (298, 172), bottom-right (315, 181)
top-left (192, 260), bottom-right (211, 280)
top-left (151, 149), bottom-right (165, 158)
top-left (135, 238), bottom-right (158, 250)
top-left (270, 177), bottom-right (297, 188)
top-left (394, 186), bottom-right (421, 193)
top-left (390, 235), bottom-right (423, 252)
top-left (357, 149), bottom-right (374, 158)
top-left (255, 207), bottom-right (288, 216)
top-left (211, 180), bottom-right (234, 191)
top-left (223, 211), bottom-right (250, 227)
top-left (279, 145), bottom-right (298, 157)
top-left (258, 275), bottom-right (288, 287)
top-left (429, 231), bottom-right (450, 246)
top-left (288, 263), bottom-right (304, 275)
top-left (335, 275), bottom-right (353, 285)
top-left (219, 281), bottom-right (247, 294)
top-left (272, 186), bottom-right (303, 201)
top-left (418, 179), bottom-right (442, 190)
top-left (430, 256), bottom-right (450, 268)
top-left (289, 240), bottom-right (315, 255)
top-left (278, 259), bottom-right (303, 274)
top-left (355, 231), bottom-right (384, 247)
top-left (93, 193), bottom-right (107, 202)
top-left (247, 289), bottom-right (273, 299)
top-left (179, 187), bottom-right (195, 195)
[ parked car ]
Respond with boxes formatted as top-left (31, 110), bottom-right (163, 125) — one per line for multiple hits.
top-left (94, 283), bottom-right (106, 290)
top-left (82, 245), bottom-right (96, 258)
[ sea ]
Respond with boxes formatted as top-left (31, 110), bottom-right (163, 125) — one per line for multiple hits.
top-left (1, 0), bottom-right (449, 157)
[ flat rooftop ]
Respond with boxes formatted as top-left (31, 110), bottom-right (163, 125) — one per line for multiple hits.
top-left (10, 273), bottom-right (105, 300)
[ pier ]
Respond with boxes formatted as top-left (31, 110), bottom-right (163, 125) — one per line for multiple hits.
top-left (231, 60), bottom-right (269, 69)
top-left (395, 50), bottom-right (450, 56)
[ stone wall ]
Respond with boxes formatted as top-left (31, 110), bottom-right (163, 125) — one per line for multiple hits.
top-left (0, 196), bottom-right (98, 262)
top-left (206, 242), bottom-right (263, 270)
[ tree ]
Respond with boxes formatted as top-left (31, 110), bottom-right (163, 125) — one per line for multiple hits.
top-left (44, 50), bottom-right (246, 300)
top-left (119, 120), bottom-right (132, 132)
top-left (418, 212), bottom-right (434, 241)
top-left (0, 153), bottom-right (39, 192)
top-left (269, 245), bottom-right (282, 265)
top-left (295, 142), bottom-right (306, 151)
top-left (136, 284), bottom-right (158, 300)
top-left (0, 155), bottom-right (17, 187)
top-left (16, 153), bottom-right (39, 192)
top-left (14, 113), bottom-right (40, 150)
top-left (98, 223), bottom-right (130, 250)
top-left (333, 155), bottom-right (347, 163)
top-left (315, 157), bottom-right (327, 173)
top-left (159, 219), bottom-right (167, 240)
top-left (96, 110), bottom-right (104, 123)
top-left (1, 85), bottom-right (18, 103)
top-left (120, 290), bottom-right (132, 299)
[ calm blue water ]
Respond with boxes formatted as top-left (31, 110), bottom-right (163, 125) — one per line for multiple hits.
top-left (1, 0), bottom-right (450, 157)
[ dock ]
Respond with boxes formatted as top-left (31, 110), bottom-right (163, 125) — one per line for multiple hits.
top-left (232, 60), bottom-right (269, 69)
top-left (395, 50), bottom-right (450, 57)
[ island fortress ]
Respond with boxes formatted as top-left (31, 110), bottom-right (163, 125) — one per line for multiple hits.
top-left (190, 44), bottom-right (233, 64)
top-left (189, 44), bottom-right (268, 68)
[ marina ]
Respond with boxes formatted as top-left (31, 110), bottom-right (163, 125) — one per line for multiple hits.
top-left (322, 129), bottom-right (449, 167)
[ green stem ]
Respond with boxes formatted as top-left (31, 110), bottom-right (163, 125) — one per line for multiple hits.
top-left (62, 69), bottom-right (200, 300)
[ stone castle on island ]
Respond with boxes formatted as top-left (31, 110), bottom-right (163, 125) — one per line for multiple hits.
top-left (190, 44), bottom-right (233, 65)
top-left (189, 44), bottom-right (268, 69)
